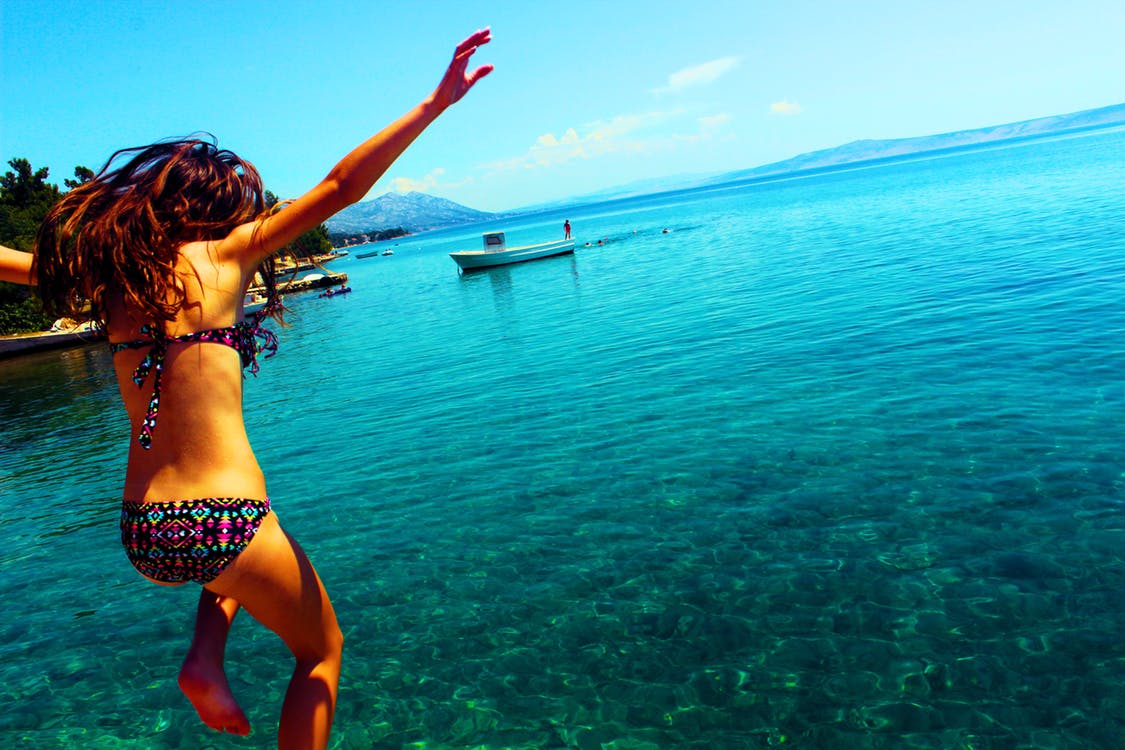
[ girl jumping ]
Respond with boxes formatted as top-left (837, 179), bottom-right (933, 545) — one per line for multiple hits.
top-left (3, 28), bottom-right (492, 749)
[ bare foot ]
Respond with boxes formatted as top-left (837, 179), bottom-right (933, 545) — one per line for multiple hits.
top-left (178, 656), bottom-right (251, 735)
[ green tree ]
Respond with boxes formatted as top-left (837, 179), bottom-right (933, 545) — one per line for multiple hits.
top-left (0, 158), bottom-right (70, 333)
top-left (265, 190), bottom-right (333, 258)
top-left (0, 158), bottom-right (62, 252)
top-left (65, 165), bottom-right (95, 189)
top-left (288, 223), bottom-right (333, 257)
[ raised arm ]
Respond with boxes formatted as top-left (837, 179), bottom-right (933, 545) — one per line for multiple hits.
top-left (222, 28), bottom-right (494, 269)
top-left (0, 244), bottom-right (35, 285)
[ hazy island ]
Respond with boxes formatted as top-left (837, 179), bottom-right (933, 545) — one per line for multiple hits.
top-left (325, 101), bottom-right (1125, 236)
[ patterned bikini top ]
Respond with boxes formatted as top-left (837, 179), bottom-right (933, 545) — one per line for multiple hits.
top-left (110, 307), bottom-right (278, 450)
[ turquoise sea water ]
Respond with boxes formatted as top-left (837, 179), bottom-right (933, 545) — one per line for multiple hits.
top-left (3, 128), bottom-right (1125, 749)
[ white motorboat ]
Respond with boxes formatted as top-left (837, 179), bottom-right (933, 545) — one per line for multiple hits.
top-left (449, 232), bottom-right (576, 271)
top-left (244, 291), bottom-right (270, 314)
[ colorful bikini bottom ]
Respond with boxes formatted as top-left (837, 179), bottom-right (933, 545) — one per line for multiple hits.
top-left (120, 497), bottom-right (271, 584)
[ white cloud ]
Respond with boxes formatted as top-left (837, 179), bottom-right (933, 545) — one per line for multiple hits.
top-left (483, 109), bottom-right (732, 173)
top-left (386, 167), bottom-right (473, 195)
top-left (653, 56), bottom-right (740, 95)
top-left (672, 113), bottom-right (734, 144)
top-left (699, 113), bottom-right (732, 132)
top-left (378, 108), bottom-right (729, 200)
top-left (390, 175), bottom-right (434, 193)
top-left (485, 111), bottom-right (678, 171)
top-left (769, 100), bottom-right (803, 116)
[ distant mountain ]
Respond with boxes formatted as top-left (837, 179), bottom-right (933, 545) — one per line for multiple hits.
top-left (327, 103), bottom-right (1125, 230)
top-left (326, 191), bottom-right (497, 235)
top-left (525, 102), bottom-right (1125, 210)
top-left (709, 102), bottom-right (1125, 187)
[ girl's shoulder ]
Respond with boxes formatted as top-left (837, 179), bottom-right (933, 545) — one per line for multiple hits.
top-left (174, 241), bottom-right (250, 310)
top-left (212, 220), bottom-right (272, 275)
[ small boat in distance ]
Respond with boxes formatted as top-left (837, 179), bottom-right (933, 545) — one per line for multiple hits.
top-left (450, 232), bottom-right (576, 271)
top-left (244, 291), bottom-right (270, 314)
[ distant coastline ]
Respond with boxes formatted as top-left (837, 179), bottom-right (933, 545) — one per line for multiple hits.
top-left (643, 120), bottom-right (1125, 199)
top-left (540, 102), bottom-right (1125, 211)
top-left (326, 102), bottom-right (1125, 233)
top-left (710, 105), bottom-right (1125, 189)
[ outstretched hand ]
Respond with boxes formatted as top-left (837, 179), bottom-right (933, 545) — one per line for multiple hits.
top-left (432, 28), bottom-right (494, 109)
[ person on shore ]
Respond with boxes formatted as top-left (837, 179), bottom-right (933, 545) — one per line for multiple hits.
top-left (564, 219), bottom-right (571, 239)
top-left (12, 28), bottom-right (493, 749)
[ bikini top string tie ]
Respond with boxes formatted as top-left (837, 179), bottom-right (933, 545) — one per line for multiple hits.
top-left (127, 323), bottom-right (167, 450)
top-left (112, 308), bottom-right (279, 450)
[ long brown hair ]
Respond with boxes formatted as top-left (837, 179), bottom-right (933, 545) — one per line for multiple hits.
top-left (35, 135), bottom-right (282, 328)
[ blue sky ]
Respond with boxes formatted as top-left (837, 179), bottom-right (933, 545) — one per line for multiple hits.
top-left (3, 1), bottom-right (1124, 212)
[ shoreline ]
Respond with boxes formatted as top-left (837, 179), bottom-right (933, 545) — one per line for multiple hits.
top-left (0, 326), bottom-right (104, 359)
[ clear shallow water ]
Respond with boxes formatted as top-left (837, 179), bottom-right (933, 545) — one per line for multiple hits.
top-left (2, 128), bottom-right (1125, 748)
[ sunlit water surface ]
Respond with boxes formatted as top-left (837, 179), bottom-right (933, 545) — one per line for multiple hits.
top-left (3, 128), bottom-right (1125, 749)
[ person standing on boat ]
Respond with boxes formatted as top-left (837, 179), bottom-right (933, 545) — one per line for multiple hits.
top-left (564, 219), bottom-right (571, 239)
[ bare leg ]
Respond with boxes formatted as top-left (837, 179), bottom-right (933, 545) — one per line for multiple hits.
top-left (178, 590), bottom-right (252, 735)
top-left (207, 512), bottom-right (343, 750)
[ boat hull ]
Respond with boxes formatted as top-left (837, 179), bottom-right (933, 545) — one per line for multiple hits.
top-left (450, 239), bottom-right (576, 270)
